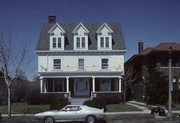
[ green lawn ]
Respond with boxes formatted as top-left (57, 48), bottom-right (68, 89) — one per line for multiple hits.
top-left (106, 104), bottom-right (142, 112)
top-left (0, 103), bottom-right (49, 114)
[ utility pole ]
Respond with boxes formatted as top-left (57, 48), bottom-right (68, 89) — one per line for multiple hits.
top-left (167, 46), bottom-right (173, 118)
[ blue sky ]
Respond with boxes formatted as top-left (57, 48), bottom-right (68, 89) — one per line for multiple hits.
top-left (0, 0), bottom-right (180, 80)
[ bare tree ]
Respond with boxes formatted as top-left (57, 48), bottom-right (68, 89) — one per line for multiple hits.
top-left (122, 66), bottom-right (138, 103)
top-left (0, 32), bottom-right (31, 118)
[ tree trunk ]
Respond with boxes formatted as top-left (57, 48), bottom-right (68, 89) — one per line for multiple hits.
top-left (123, 89), bottom-right (126, 104)
top-left (7, 85), bottom-right (11, 118)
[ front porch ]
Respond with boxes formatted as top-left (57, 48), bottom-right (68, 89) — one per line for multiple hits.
top-left (39, 77), bottom-right (122, 103)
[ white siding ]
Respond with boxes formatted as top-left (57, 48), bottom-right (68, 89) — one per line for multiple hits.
top-left (38, 54), bottom-right (124, 73)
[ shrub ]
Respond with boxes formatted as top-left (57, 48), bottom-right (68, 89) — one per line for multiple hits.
top-left (83, 98), bottom-right (106, 110)
top-left (172, 89), bottom-right (180, 104)
top-left (50, 98), bottom-right (70, 110)
top-left (96, 93), bottom-right (121, 104)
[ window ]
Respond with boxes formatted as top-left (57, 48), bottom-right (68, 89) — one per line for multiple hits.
top-left (78, 59), bottom-right (84, 70)
top-left (53, 59), bottom-right (61, 69)
top-left (75, 36), bottom-right (87, 49)
top-left (50, 36), bottom-right (64, 50)
top-left (99, 36), bottom-right (110, 48)
top-left (101, 59), bottom-right (109, 69)
top-left (53, 38), bottom-right (56, 48)
top-left (100, 79), bottom-right (111, 91)
top-left (54, 79), bottom-right (64, 92)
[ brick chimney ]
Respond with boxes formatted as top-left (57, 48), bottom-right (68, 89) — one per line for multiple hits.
top-left (138, 40), bottom-right (144, 53)
top-left (48, 15), bottom-right (56, 23)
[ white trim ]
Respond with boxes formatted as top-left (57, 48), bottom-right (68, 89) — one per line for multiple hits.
top-left (96, 23), bottom-right (113, 34)
top-left (50, 35), bottom-right (64, 50)
top-left (74, 35), bottom-right (88, 50)
top-left (98, 35), bottom-right (112, 50)
top-left (48, 23), bottom-right (65, 34)
top-left (40, 78), bottom-right (43, 93)
top-left (36, 50), bottom-right (127, 53)
top-left (92, 77), bottom-right (95, 92)
top-left (66, 77), bottom-right (69, 92)
top-left (119, 78), bottom-right (121, 92)
top-left (72, 22), bottom-right (89, 34)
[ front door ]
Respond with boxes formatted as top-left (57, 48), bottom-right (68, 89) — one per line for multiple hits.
top-left (74, 79), bottom-right (89, 96)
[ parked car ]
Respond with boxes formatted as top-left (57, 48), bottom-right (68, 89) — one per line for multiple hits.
top-left (151, 107), bottom-right (166, 116)
top-left (35, 105), bottom-right (105, 123)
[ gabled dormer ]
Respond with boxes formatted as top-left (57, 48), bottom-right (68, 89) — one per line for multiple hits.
top-left (96, 23), bottom-right (113, 50)
top-left (72, 23), bottom-right (89, 50)
top-left (48, 23), bottom-right (65, 50)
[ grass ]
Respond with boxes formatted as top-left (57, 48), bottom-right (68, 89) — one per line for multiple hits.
top-left (173, 104), bottom-right (180, 110)
top-left (106, 104), bottom-right (142, 112)
top-left (0, 102), bottom-right (50, 114)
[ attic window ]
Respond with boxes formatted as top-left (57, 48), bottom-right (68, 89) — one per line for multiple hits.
top-left (96, 23), bottom-right (113, 50)
top-left (50, 36), bottom-right (64, 50)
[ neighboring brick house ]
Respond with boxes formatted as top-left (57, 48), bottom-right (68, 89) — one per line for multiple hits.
top-left (125, 41), bottom-right (180, 102)
top-left (36, 16), bottom-right (126, 102)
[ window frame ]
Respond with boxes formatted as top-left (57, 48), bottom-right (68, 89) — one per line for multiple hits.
top-left (53, 59), bottom-right (61, 70)
top-left (98, 35), bottom-right (112, 50)
top-left (101, 58), bottom-right (109, 69)
top-left (74, 35), bottom-right (88, 50)
top-left (50, 35), bottom-right (64, 50)
top-left (78, 58), bottom-right (84, 70)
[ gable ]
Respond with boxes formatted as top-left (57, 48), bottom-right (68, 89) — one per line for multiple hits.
top-left (48, 23), bottom-right (65, 35)
top-left (96, 23), bottom-right (113, 35)
top-left (72, 23), bottom-right (89, 35)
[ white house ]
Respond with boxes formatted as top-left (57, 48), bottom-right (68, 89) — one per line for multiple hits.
top-left (36, 16), bottom-right (126, 101)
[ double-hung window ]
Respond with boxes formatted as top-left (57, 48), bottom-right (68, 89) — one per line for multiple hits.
top-left (100, 36), bottom-right (110, 48)
top-left (75, 36), bottom-right (86, 49)
top-left (78, 59), bottom-right (84, 70)
top-left (53, 59), bottom-right (61, 69)
top-left (50, 36), bottom-right (64, 50)
top-left (101, 59), bottom-right (109, 69)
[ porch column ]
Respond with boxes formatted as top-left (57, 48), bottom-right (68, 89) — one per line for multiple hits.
top-left (92, 77), bottom-right (95, 92)
top-left (44, 79), bottom-right (47, 93)
top-left (66, 77), bottom-right (69, 92)
top-left (119, 77), bottom-right (122, 92)
top-left (40, 77), bottom-right (43, 93)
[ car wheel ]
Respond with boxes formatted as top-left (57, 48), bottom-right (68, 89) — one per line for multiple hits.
top-left (44, 116), bottom-right (54, 123)
top-left (86, 115), bottom-right (96, 123)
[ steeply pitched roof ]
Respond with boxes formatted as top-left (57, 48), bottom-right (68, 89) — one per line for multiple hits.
top-left (36, 23), bottom-right (126, 51)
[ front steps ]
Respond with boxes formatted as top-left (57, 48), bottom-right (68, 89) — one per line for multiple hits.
top-left (71, 97), bottom-right (90, 105)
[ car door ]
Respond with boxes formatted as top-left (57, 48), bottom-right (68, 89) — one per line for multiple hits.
top-left (55, 106), bottom-right (81, 121)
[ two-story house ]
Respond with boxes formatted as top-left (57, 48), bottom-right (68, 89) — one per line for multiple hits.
top-left (36, 16), bottom-right (126, 102)
top-left (125, 41), bottom-right (180, 102)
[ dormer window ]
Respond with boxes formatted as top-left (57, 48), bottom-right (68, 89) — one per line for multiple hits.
top-left (48, 23), bottom-right (65, 50)
top-left (96, 23), bottom-right (113, 50)
top-left (72, 23), bottom-right (89, 50)
top-left (52, 36), bottom-right (63, 49)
